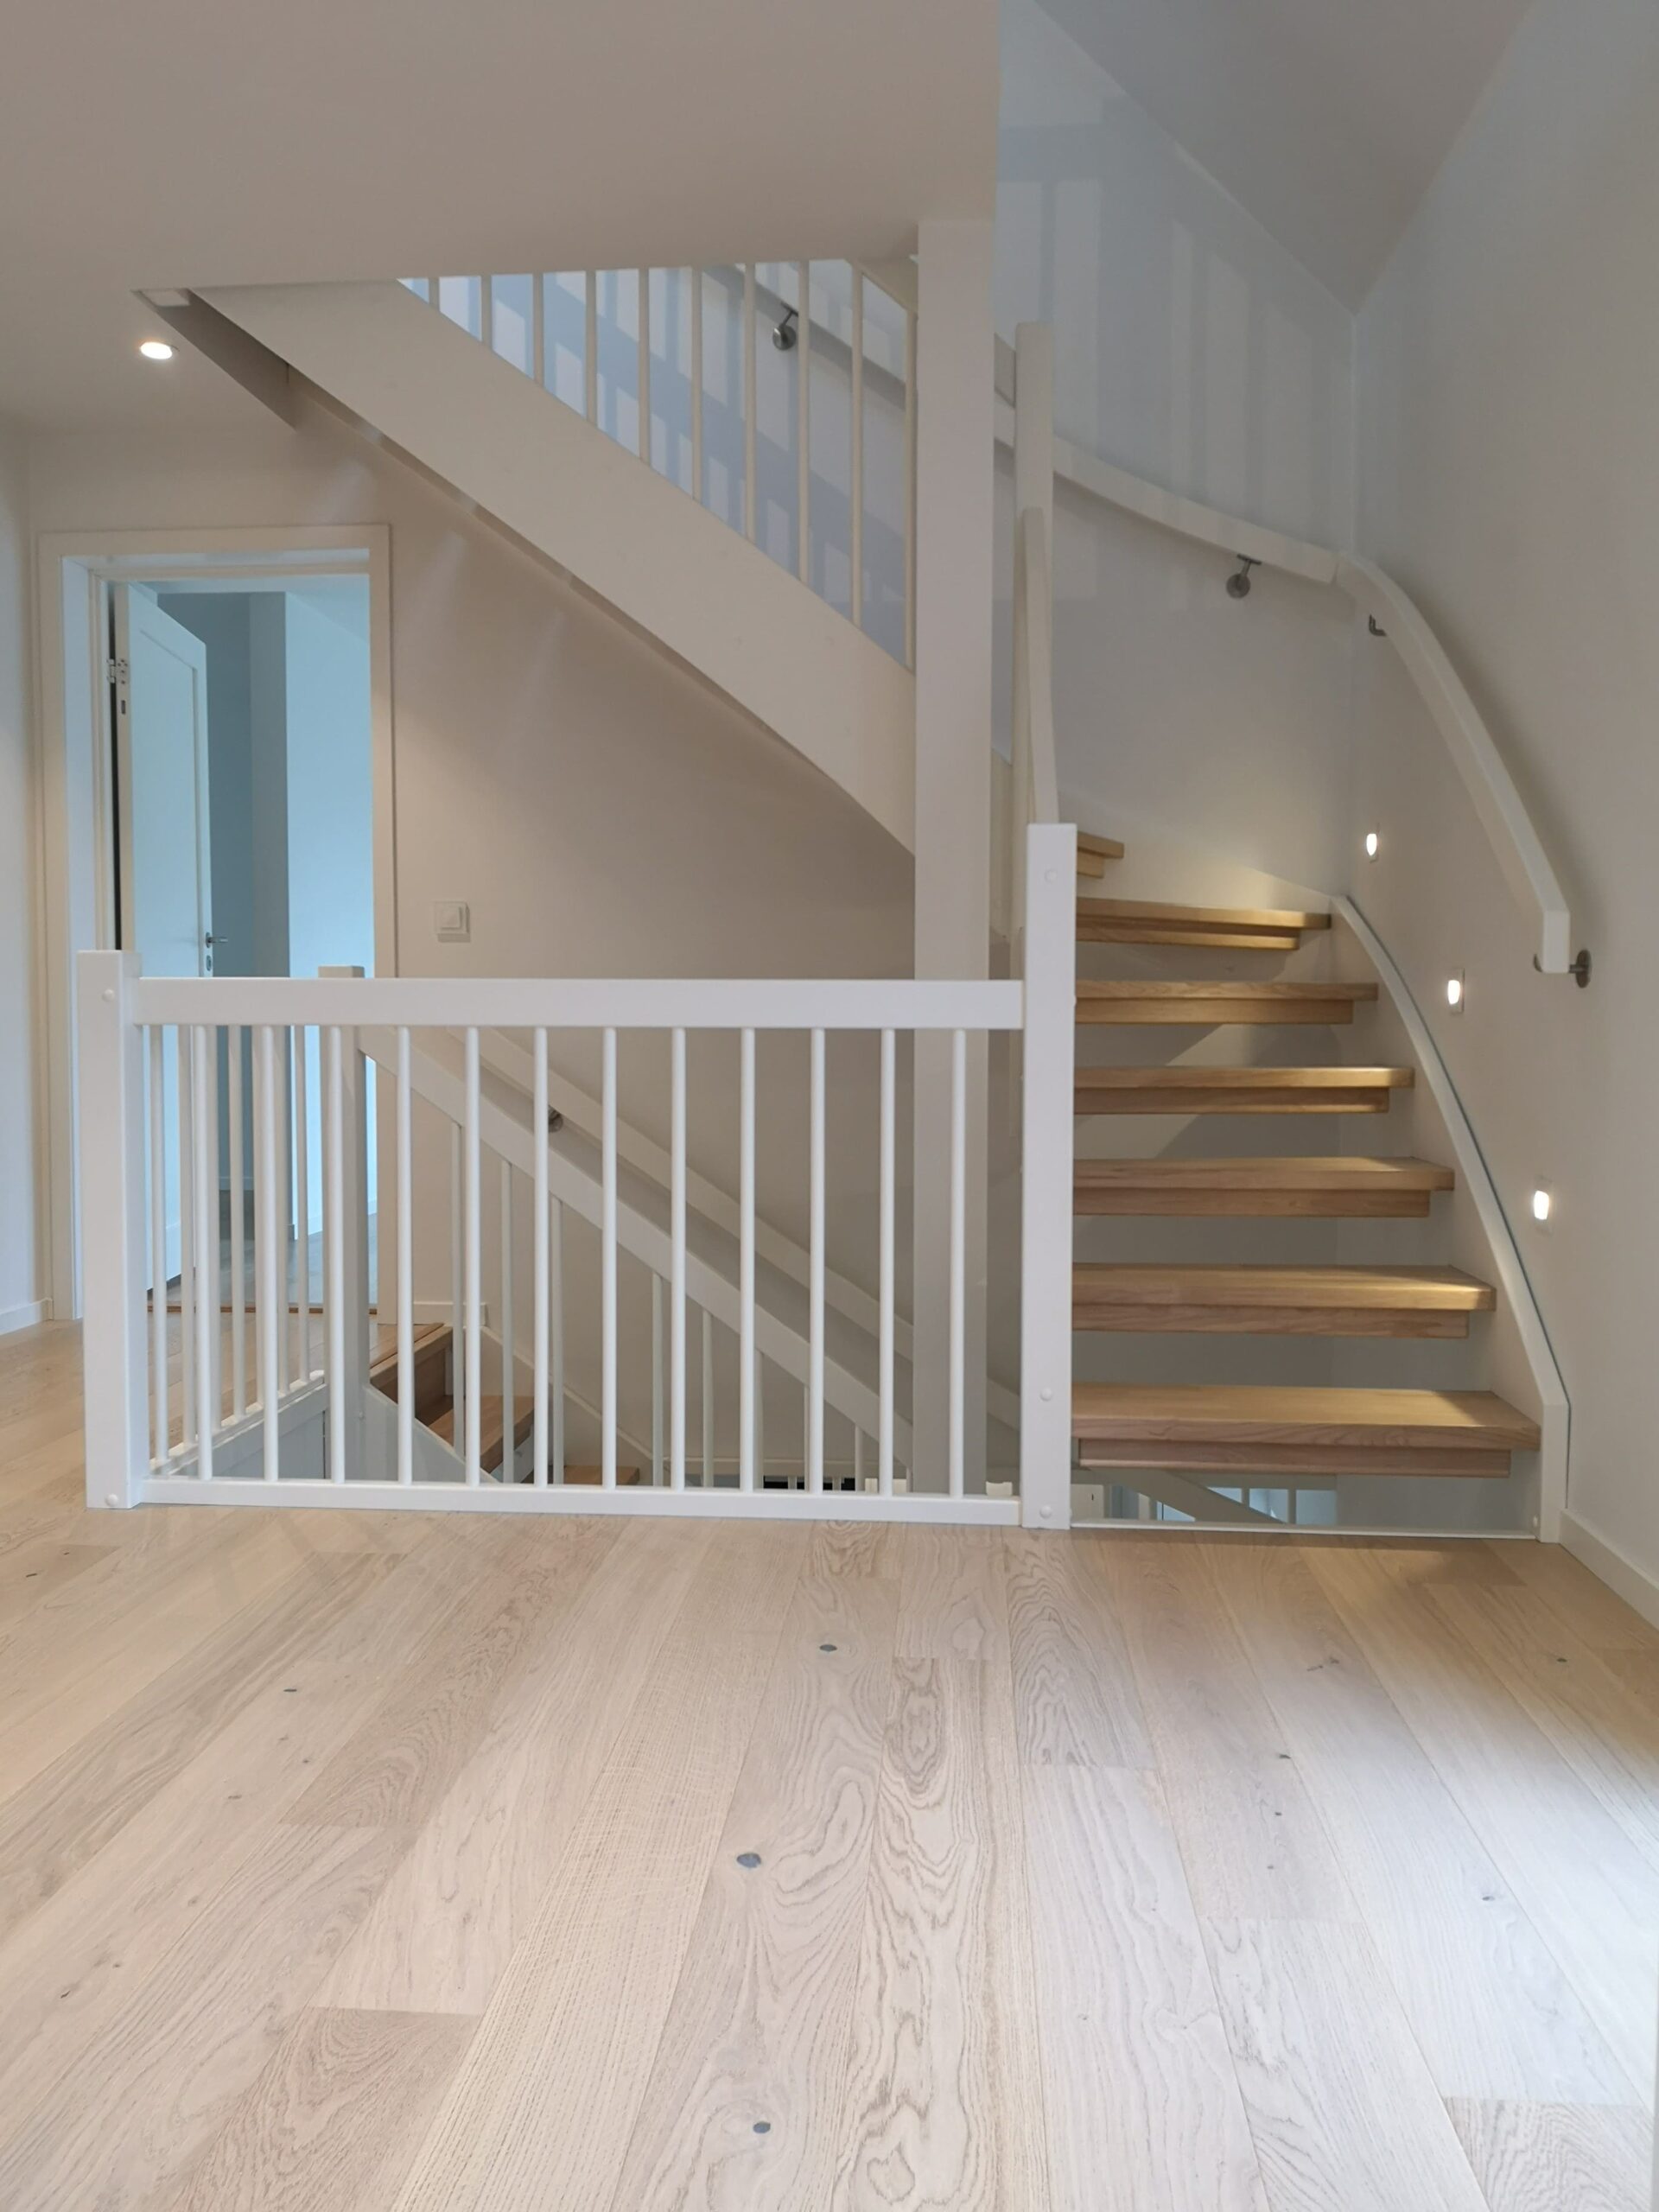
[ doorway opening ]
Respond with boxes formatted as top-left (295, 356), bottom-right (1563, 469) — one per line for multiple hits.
top-left (38, 529), bottom-right (393, 1320)
top-left (114, 572), bottom-right (378, 1310)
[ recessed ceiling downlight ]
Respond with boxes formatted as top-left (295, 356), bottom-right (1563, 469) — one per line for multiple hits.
top-left (138, 339), bottom-right (175, 361)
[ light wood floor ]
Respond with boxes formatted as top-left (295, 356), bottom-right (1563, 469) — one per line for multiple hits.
top-left (2, 1319), bottom-right (1654, 2211)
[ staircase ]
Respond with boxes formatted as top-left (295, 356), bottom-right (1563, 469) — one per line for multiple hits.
top-left (366, 1322), bottom-right (637, 1484)
top-left (1064, 840), bottom-right (1541, 1512)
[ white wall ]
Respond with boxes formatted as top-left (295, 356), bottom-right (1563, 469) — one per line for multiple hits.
top-left (1354, 0), bottom-right (1659, 1585)
top-left (0, 420), bottom-right (42, 1333)
top-left (995, 0), bottom-right (1358, 892)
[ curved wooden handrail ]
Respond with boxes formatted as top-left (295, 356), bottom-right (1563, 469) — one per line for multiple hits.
top-left (994, 349), bottom-right (1578, 975)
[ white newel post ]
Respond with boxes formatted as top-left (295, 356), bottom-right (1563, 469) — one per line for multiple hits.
top-left (1020, 823), bottom-right (1076, 1529)
top-left (1011, 321), bottom-right (1055, 971)
top-left (321, 968), bottom-right (372, 1481)
top-left (78, 951), bottom-right (149, 1508)
top-left (912, 216), bottom-right (995, 1494)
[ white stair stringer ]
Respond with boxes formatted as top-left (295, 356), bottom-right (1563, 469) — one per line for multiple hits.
top-left (195, 279), bottom-right (916, 850)
top-left (361, 1028), bottom-right (916, 1465)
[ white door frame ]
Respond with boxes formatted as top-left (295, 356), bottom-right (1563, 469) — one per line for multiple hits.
top-left (33, 524), bottom-right (396, 1319)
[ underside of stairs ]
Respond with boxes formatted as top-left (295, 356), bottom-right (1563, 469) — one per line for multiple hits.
top-left (1064, 842), bottom-right (1541, 1512)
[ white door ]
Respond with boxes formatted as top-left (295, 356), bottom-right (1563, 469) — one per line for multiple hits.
top-left (114, 586), bottom-right (213, 1281)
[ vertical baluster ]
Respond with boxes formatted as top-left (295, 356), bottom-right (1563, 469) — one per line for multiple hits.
top-left (480, 273), bottom-right (493, 352)
top-left (585, 270), bottom-right (599, 424)
top-left (601, 1027), bottom-right (617, 1489)
top-left (532, 271), bottom-right (546, 390)
top-left (855, 1427), bottom-right (866, 1493)
top-left (550, 1193), bottom-right (565, 1483)
top-left (226, 1025), bottom-right (245, 1416)
top-left (258, 1024), bottom-right (281, 1482)
top-left (148, 1027), bottom-right (168, 1463)
top-left (690, 270), bottom-right (703, 505)
top-left (464, 1028), bottom-right (481, 1486)
top-left (797, 259), bottom-right (810, 583)
top-left (671, 1027), bottom-right (686, 1490)
top-left (851, 272), bottom-right (865, 630)
top-left (904, 303), bottom-right (918, 669)
top-left (397, 1025), bottom-right (413, 1486)
top-left (652, 1274), bottom-right (664, 1486)
top-left (327, 1024), bottom-right (346, 1484)
top-left (177, 1027), bottom-right (194, 1446)
top-left (808, 1026), bottom-right (824, 1493)
top-left (276, 1025), bottom-right (291, 1389)
top-left (193, 1027), bottom-right (215, 1478)
top-left (499, 1154), bottom-right (514, 1478)
top-left (949, 1025), bottom-right (967, 1500)
top-left (638, 269), bottom-right (652, 465)
top-left (449, 1118), bottom-right (462, 1449)
top-left (879, 1027), bottom-right (895, 1497)
top-left (292, 1026), bottom-right (310, 1382)
top-left (533, 1026), bottom-right (549, 1488)
top-left (701, 1306), bottom-right (713, 1487)
top-left (739, 1027), bottom-right (755, 1491)
top-left (754, 1349), bottom-right (766, 1489)
top-left (743, 265), bottom-right (757, 543)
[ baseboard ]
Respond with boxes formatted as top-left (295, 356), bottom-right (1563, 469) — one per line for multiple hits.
top-left (0, 1299), bottom-right (48, 1338)
top-left (1560, 1509), bottom-right (1659, 1636)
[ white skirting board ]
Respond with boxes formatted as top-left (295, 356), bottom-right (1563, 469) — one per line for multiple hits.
top-left (0, 1300), bottom-right (48, 1338)
top-left (1560, 1511), bottom-right (1659, 1637)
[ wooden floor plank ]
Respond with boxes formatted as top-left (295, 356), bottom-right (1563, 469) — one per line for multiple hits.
top-left (1023, 1764), bottom-right (1268, 2212)
top-left (153, 2007), bottom-right (476, 2212)
top-left (606, 1567), bottom-right (899, 2210)
top-left (1447, 2100), bottom-right (1653, 2212)
top-left (1006, 1529), bottom-right (1153, 1767)
top-left (283, 1520), bottom-right (615, 1830)
top-left (1205, 1916), bottom-right (1489, 2211)
top-left (0, 1822), bottom-right (411, 2212)
top-left (1211, 1541), bottom-right (1630, 2104)
top-left (0, 1535), bottom-right (113, 1634)
top-left (390, 1629), bottom-right (777, 2212)
top-left (321, 1516), bottom-right (716, 2014)
top-left (1310, 1544), bottom-right (1659, 2099)
top-left (895, 1523), bottom-right (1010, 1662)
top-left (0, 1548), bottom-right (393, 1947)
top-left (0, 1528), bottom-right (524, 2126)
top-left (1096, 1540), bottom-right (1358, 1922)
top-left (1424, 1580), bottom-right (1659, 1873)
top-left (830, 1656), bottom-right (1050, 2210)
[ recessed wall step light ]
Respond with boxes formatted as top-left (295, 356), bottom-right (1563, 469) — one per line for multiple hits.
top-left (1446, 973), bottom-right (1465, 1013)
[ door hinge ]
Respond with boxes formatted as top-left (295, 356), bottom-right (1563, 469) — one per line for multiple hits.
top-left (107, 655), bottom-right (130, 687)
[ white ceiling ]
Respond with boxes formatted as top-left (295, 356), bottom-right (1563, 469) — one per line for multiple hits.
top-left (0, 0), bottom-right (997, 430)
top-left (1039, 0), bottom-right (1534, 304)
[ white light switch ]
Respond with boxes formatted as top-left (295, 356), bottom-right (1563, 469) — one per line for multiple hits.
top-left (434, 900), bottom-right (471, 943)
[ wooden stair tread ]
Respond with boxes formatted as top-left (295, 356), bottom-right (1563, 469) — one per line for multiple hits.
top-left (429, 1395), bottom-right (535, 1461)
top-left (1072, 1264), bottom-right (1495, 1311)
top-left (1072, 1383), bottom-right (1539, 1478)
top-left (1077, 897), bottom-right (1330, 951)
top-left (1077, 896), bottom-right (1331, 930)
top-left (368, 1320), bottom-right (449, 1376)
top-left (1075, 830), bottom-right (1125, 878)
top-left (1076, 1065), bottom-right (1413, 1114)
top-left (1077, 979), bottom-right (1376, 1026)
top-left (1073, 1153), bottom-right (1454, 1216)
top-left (1075, 1155), bottom-right (1452, 1191)
top-left (1077, 1066), bottom-right (1412, 1090)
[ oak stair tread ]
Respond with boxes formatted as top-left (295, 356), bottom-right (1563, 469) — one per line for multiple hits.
top-left (1074, 1154), bottom-right (1454, 1217)
top-left (1073, 1262), bottom-right (1495, 1338)
top-left (1076, 1065), bottom-right (1413, 1116)
top-left (1077, 979), bottom-right (1377, 1025)
top-left (1075, 830), bottom-right (1126, 878)
top-left (1077, 895), bottom-right (1331, 950)
top-left (1070, 1383), bottom-right (1541, 1479)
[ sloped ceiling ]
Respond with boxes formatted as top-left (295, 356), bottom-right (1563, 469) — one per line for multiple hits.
top-left (0, 0), bottom-right (996, 429)
top-left (1039, 0), bottom-right (1535, 304)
